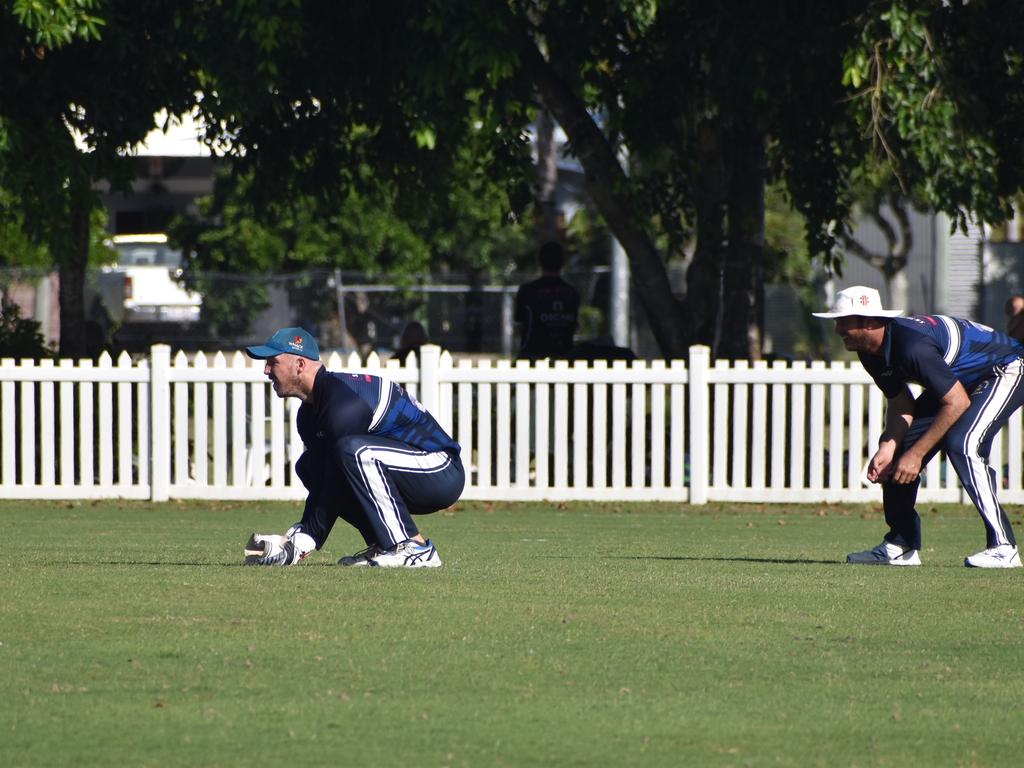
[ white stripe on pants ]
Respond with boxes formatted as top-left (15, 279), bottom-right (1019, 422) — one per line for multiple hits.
top-left (350, 440), bottom-right (458, 547)
top-left (945, 359), bottom-right (1024, 547)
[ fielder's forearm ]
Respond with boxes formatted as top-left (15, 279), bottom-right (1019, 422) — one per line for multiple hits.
top-left (879, 390), bottom-right (914, 448)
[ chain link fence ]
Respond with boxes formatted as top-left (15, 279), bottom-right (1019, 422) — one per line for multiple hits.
top-left (1, 266), bottom-right (614, 359)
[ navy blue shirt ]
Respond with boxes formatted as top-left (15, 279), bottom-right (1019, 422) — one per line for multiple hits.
top-left (859, 315), bottom-right (1024, 399)
top-left (297, 368), bottom-right (460, 457)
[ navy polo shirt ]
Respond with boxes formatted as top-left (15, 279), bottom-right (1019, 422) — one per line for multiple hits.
top-left (859, 315), bottom-right (1024, 401)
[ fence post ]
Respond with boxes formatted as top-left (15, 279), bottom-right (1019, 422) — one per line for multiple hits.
top-left (150, 344), bottom-right (171, 502)
top-left (418, 344), bottom-right (442, 415)
top-left (688, 344), bottom-right (711, 505)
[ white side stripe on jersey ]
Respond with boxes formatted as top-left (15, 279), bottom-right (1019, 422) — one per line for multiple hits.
top-left (368, 379), bottom-right (392, 432)
top-left (937, 315), bottom-right (961, 366)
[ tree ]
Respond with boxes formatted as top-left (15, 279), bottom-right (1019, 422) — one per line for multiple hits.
top-left (171, 144), bottom-right (535, 342)
top-left (187, 1), bottom-right (867, 359)
top-left (0, 1), bottom-right (201, 356)
top-left (478, 1), bottom-right (869, 358)
top-left (843, 0), bottom-right (1024, 229)
top-left (838, 168), bottom-right (922, 312)
top-left (17, 0), bottom-right (1014, 362)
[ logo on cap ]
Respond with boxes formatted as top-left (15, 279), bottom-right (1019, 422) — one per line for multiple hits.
top-left (289, 335), bottom-right (304, 351)
top-left (859, 295), bottom-right (870, 306)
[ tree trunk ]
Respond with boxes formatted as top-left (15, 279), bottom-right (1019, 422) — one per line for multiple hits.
top-left (886, 268), bottom-right (909, 315)
top-left (686, 200), bottom-right (725, 349)
top-left (58, 199), bottom-right (90, 358)
top-left (719, 127), bottom-right (766, 360)
top-left (518, 35), bottom-right (690, 359)
top-left (687, 119), bottom-right (729, 349)
top-left (841, 195), bottom-right (913, 315)
top-left (535, 106), bottom-right (561, 242)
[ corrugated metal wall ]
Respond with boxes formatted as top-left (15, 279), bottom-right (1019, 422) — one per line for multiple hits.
top-left (764, 206), bottom-right (987, 358)
top-left (945, 218), bottom-right (984, 319)
top-left (980, 240), bottom-right (1024, 329)
top-left (832, 205), bottom-right (936, 314)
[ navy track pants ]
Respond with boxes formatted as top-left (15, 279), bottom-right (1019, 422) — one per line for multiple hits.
top-left (883, 359), bottom-right (1024, 550)
top-left (297, 436), bottom-right (464, 550)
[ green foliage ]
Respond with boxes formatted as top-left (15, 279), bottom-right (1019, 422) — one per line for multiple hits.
top-left (0, 300), bottom-right (55, 358)
top-left (11, 0), bottom-right (106, 48)
top-left (1, 1), bottom-right (206, 354)
top-left (2, 2), bottom-right (201, 243)
top-left (0, 205), bottom-right (49, 267)
top-left (6, 0), bottom-right (1024, 357)
top-left (0, 192), bottom-right (117, 268)
top-left (844, 0), bottom-right (1024, 228)
top-left (189, 0), bottom-right (534, 226)
top-left (180, 0), bottom-right (539, 295)
top-left (171, 136), bottom-right (536, 337)
top-left (763, 182), bottom-right (835, 357)
top-left (598, 1), bottom-right (866, 260)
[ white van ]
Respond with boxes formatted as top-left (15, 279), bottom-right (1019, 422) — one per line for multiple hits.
top-left (99, 234), bottom-right (202, 323)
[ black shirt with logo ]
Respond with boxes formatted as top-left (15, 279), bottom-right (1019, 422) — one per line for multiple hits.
top-left (514, 275), bottom-right (580, 359)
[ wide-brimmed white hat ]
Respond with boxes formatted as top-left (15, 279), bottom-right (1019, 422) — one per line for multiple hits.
top-left (812, 286), bottom-right (903, 319)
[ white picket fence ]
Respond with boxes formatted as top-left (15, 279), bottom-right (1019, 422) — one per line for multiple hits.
top-left (2, 344), bottom-right (1022, 504)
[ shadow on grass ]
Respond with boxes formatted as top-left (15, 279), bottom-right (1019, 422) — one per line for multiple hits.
top-left (59, 560), bottom-right (342, 568)
top-left (622, 555), bottom-right (842, 565)
top-left (51, 556), bottom-right (843, 569)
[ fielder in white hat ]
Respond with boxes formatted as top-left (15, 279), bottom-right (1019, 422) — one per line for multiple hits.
top-left (812, 285), bottom-right (903, 320)
top-left (813, 286), bottom-right (1024, 569)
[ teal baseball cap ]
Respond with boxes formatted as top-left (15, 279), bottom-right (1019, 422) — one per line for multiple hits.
top-left (245, 327), bottom-right (320, 361)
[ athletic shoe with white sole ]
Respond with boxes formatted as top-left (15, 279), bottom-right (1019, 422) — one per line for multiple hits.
top-left (846, 537), bottom-right (921, 566)
top-left (369, 539), bottom-right (443, 569)
top-left (337, 544), bottom-right (382, 567)
top-left (964, 544), bottom-right (1022, 569)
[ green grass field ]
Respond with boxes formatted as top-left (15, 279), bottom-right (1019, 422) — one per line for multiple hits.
top-left (3, 499), bottom-right (1024, 767)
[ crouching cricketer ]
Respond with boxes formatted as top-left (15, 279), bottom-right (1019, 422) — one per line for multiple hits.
top-left (242, 327), bottom-right (464, 568)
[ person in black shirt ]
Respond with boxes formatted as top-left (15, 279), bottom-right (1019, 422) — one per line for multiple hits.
top-left (242, 327), bottom-right (464, 568)
top-left (514, 241), bottom-right (580, 360)
top-left (391, 320), bottom-right (430, 366)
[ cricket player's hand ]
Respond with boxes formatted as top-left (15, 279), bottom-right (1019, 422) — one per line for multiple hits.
top-left (243, 525), bottom-right (315, 566)
top-left (866, 444), bottom-right (896, 483)
top-left (889, 452), bottom-right (923, 485)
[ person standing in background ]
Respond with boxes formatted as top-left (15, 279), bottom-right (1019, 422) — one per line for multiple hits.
top-left (1004, 294), bottom-right (1024, 342)
top-left (514, 241), bottom-right (580, 360)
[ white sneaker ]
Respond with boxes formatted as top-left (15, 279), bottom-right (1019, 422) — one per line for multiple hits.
top-left (369, 539), bottom-right (443, 569)
top-left (846, 538), bottom-right (921, 566)
top-left (964, 545), bottom-right (1022, 569)
top-left (337, 544), bottom-right (382, 567)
